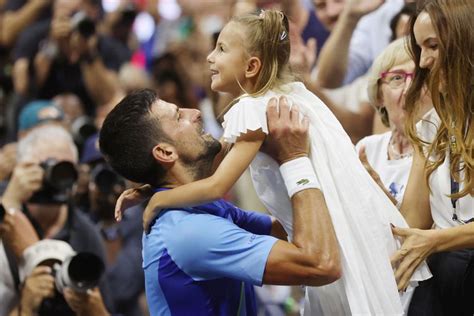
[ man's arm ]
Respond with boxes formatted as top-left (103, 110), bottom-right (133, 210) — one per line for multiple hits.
top-left (76, 35), bottom-right (121, 106)
top-left (0, 0), bottom-right (50, 48)
top-left (262, 97), bottom-right (341, 286)
top-left (316, 0), bottom-right (384, 88)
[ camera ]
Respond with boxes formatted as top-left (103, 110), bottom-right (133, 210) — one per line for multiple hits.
top-left (29, 159), bottom-right (78, 204)
top-left (22, 240), bottom-right (105, 315)
top-left (71, 116), bottom-right (98, 148)
top-left (91, 163), bottom-right (126, 195)
top-left (71, 11), bottom-right (96, 38)
top-left (22, 240), bottom-right (105, 294)
top-left (54, 252), bottom-right (105, 293)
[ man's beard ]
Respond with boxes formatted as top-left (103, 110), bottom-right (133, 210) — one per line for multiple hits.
top-left (180, 138), bottom-right (222, 180)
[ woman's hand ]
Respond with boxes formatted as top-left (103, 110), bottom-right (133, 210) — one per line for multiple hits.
top-left (115, 184), bottom-right (152, 221)
top-left (359, 146), bottom-right (398, 206)
top-left (391, 225), bottom-right (439, 291)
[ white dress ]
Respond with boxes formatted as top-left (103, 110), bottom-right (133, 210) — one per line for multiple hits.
top-left (417, 109), bottom-right (474, 229)
top-left (356, 132), bottom-right (413, 205)
top-left (222, 82), bottom-right (431, 315)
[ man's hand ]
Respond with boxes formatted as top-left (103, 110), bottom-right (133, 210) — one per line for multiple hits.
top-left (264, 96), bottom-right (309, 164)
top-left (50, 15), bottom-right (72, 42)
top-left (64, 287), bottom-right (109, 316)
top-left (345, 0), bottom-right (385, 19)
top-left (289, 22), bottom-right (317, 76)
top-left (2, 161), bottom-right (44, 208)
top-left (0, 207), bottom-right (39, 258)
top-left (20, 266), bottom-right (55, 314)
top-left (0, 143), bottom-right (17, 181)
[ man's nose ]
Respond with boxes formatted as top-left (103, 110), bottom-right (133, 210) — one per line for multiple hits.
top-left (183, 108), bottom-right (202, 122)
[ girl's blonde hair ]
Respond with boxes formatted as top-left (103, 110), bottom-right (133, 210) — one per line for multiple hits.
top-left (405, 0), bottom-right (473, 198)
top-left (231, 9), bottom-right (294, 97)
top-left (367, 37), bottom-right (412, 127)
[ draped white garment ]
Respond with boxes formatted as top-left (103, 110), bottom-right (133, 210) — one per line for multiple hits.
top-left (222, 82), bottom-right (431, 315)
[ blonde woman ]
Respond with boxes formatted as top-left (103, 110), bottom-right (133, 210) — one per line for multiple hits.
top-left (356, 38), bottom-right (432, 206)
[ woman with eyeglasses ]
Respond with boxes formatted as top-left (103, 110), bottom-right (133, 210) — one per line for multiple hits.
top-left (388, 0), bottom-right (473, 315)
top-left (356, 37), bottom-right (432, 208)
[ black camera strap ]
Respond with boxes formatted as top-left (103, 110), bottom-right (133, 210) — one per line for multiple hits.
top-left (4, 243), bottom-right (20, 293)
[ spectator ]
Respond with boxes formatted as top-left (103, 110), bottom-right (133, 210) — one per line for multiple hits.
top-left (356, 38), bottom-right (431, 207)
top-left (0, 0), bottom-right (52, 48)
top-left (81, 133), bottom-right (145, 316)
top-left (316, 0), bottom-right (407, 88)
top-left (12, 0), bottom-right (129, 114)
top-left (0, 125), bottom-right (113, 315)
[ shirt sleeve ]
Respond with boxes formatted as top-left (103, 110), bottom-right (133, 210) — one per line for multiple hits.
top-left (165, 213), bottom-right (278, 286)
top-left (222, 97), bottom-right (269, 144)
top-left (220, 201), bottom-right (272, 236)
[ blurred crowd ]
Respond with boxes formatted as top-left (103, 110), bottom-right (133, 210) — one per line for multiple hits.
top-left (0, 0), bottom-right (471, 315)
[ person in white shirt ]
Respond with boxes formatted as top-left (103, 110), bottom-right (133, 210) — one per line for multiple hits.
top-left (356, 38), bottom-right (431, 205)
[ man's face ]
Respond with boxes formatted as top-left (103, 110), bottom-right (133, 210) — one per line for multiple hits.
top-left (313, 0), bottom-right (345, 31)
top-left (22, 137), bottom-right (77, 165)
top-left (151, 100), bottom-right (221, 164)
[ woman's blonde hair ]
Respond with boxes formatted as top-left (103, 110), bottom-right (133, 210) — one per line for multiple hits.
top-left (367, 37), bottom-right (412, 127)
top-left (231, 9), bottom-right (294, 97)
top-left (405, 0), bottom-right (473, 198)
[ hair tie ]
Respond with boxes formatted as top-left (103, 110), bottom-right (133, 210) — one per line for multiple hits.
top-left (280, 31), bottom-right (287, 41)
top-left (259, 9), bottom-right (265, 19)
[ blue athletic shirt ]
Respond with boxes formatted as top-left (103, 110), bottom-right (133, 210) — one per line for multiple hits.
top-left (142, 197), bottom-right (278, 316)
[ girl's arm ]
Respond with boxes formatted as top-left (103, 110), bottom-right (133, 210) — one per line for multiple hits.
top-left (147, 129), bottom-right (266, 210)
top-left (399, 147), bottom-right (433, 229)
top-left (211, 139), bottom-right (231, 173)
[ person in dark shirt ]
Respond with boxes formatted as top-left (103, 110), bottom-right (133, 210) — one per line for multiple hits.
top-left (12, 0), bottom-right (129, 114)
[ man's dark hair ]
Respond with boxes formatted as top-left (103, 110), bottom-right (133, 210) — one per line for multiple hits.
top-left (99, 89), bottom-right (170, 186)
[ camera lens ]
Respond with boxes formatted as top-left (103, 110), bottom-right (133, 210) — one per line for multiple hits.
top-left (71, 11), bottom-right (96, 38)
top-left (48, 161), bottom-right (79, 191)
top-left (71, 116), bottom-right (98, 147)
top-left (78, 18), bottom-right (96, 38)
top-left (91, 164), bottom-right (125, 194)
top-left (68, 252), bottom-right (104, 288)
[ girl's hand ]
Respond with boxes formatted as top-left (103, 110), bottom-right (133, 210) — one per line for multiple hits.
top-left (391, 225), bottom-right (438, 291)
top-left (115, 184), bottom-right (152, 221)
top-left (143, 193), bottom-right (163, 233)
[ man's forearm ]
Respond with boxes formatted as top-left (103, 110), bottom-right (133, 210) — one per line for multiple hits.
top-left (291, 188), bottom-right (340, 269)
top-left (81, 59), bottom-right (121, 106)
top-left (0, 1), bottom-right (47, 47)
top-left (316, 11), bottom-right (360, 88)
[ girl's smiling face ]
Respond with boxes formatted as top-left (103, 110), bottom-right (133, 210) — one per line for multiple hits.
top-left (207, 22), bottom-right (250, 98)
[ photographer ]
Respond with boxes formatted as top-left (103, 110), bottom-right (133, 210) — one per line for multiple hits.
top-left (0, 124), bottom-right (113, 315)
top-left (12, 0), bottom-right (129, 113)
top-left (80, 133), bottom-right (145, 316)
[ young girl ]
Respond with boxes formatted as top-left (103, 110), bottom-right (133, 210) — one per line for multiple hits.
top-left (121, 10), bottom-right (430, 315)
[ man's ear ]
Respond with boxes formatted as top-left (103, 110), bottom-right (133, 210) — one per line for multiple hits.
top-left (245, 56), bottom-right (262, 79)
top-left (152, 143), bottom-right (178, 164)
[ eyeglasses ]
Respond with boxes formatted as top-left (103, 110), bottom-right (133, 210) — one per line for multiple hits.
top-left (380, 71), bottom-right (414, 89)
